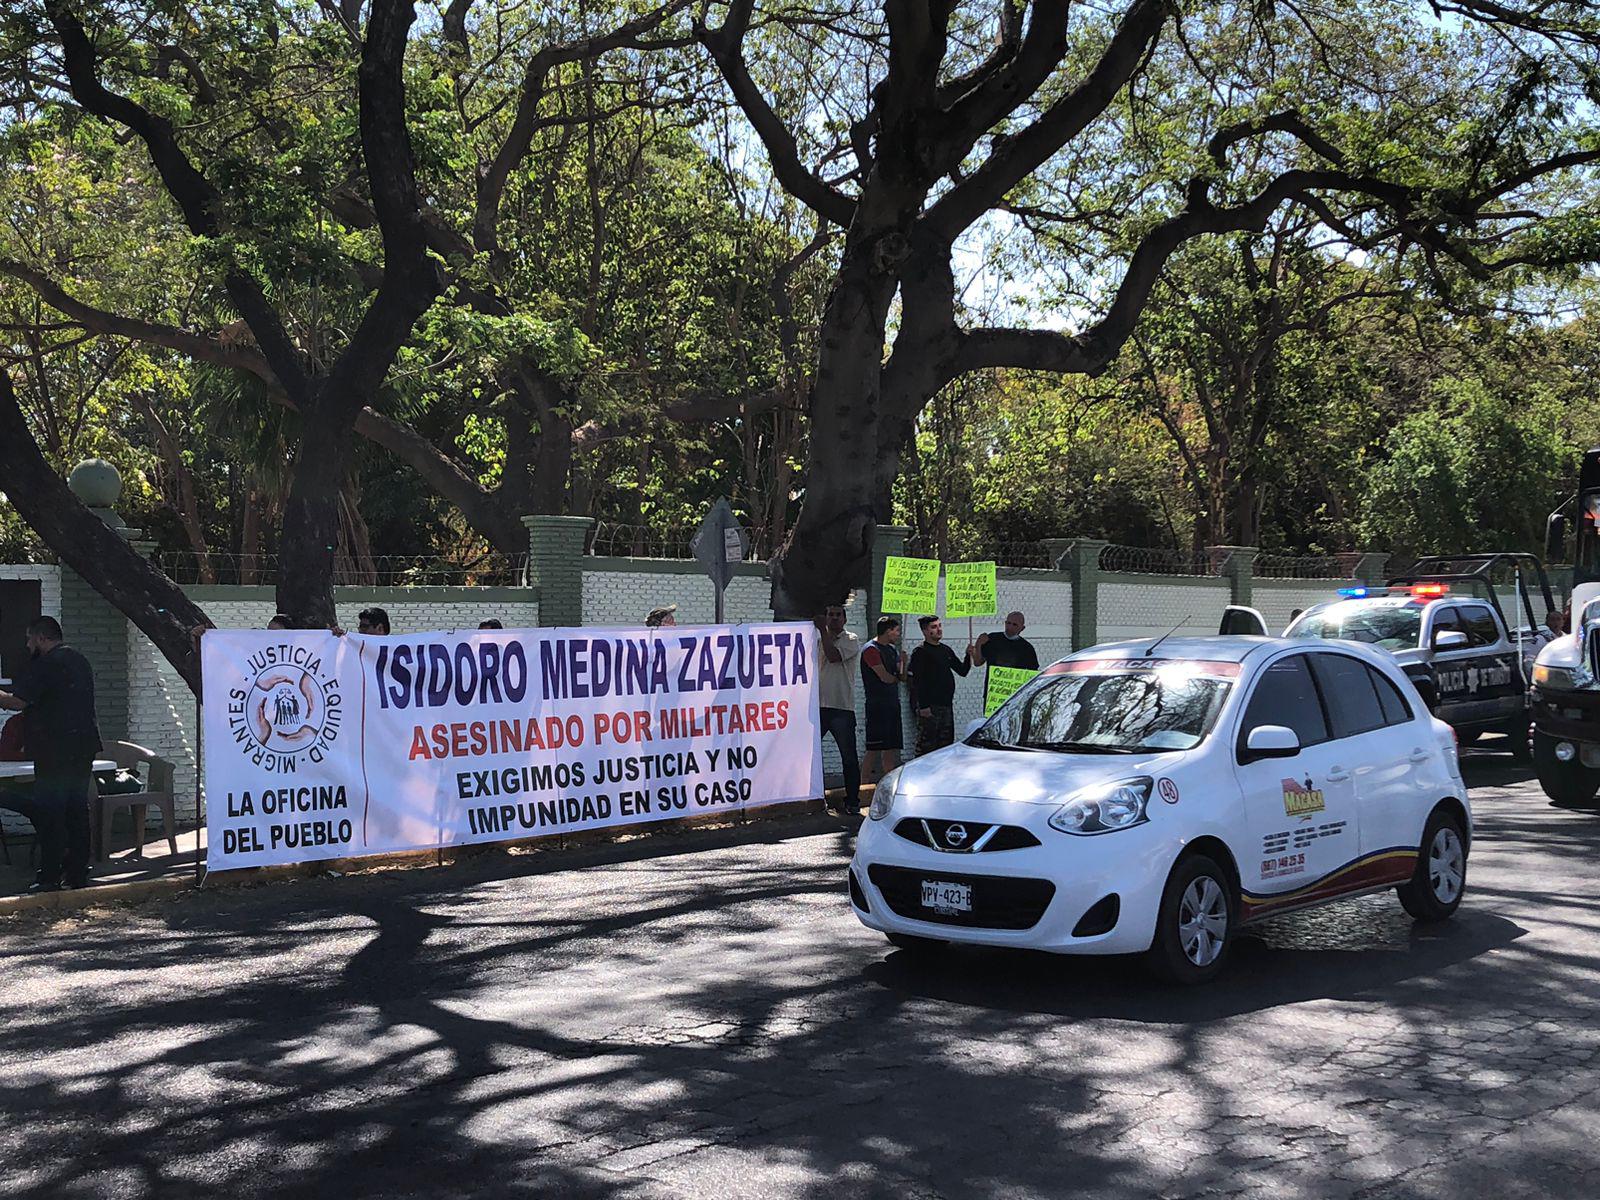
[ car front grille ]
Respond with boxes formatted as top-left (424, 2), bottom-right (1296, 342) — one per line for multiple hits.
top-left (892, 817), bottom-right (1042, 853)
top-left (866, 864), bottom-right (1056, 930)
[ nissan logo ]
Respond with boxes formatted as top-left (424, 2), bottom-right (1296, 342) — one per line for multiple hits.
top-left (944, 823), bottom-right (969, 847)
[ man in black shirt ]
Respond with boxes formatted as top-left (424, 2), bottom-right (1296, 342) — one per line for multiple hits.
top-left (907, 616), bottom-right (972, 756)
top-left (0, 617), bottom-right (102, 891)
top-left (971, 611), bottom-right (1040, 671)
top-left (971, 610), bottom-right (1041, 710)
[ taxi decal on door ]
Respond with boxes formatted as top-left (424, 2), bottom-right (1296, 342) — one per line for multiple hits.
top-left (1239, 847), bottom-right (1420, 923)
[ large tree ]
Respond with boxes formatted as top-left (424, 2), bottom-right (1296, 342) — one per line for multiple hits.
top-left (696, 0), bottom-right (1600, 614)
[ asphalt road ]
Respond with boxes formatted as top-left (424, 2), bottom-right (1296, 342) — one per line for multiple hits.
top-left (2, 754), bottom-right (1598, 1200)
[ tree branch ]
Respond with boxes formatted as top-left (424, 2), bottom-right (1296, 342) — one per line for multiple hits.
top-left (0, 368), bottom-right (210, 692)
top-left (926, 0), bottom-right (1169, 240)
top-left (44, 0), bottom-right (312, 402)
top-left (697, 0), bottom-right (856, 228)
top-left (475, 0), bottom-right (697, 253)
top-left (0, 258), bottom-right (280, 386)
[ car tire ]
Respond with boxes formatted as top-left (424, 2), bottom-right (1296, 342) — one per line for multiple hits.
top-left (1533, 731), bottom-right (1600, 806)
top-left (1398, 808), bottom-right (1468, 922)
top-left (1145, 853), bottom-right (1233, 985)
top-left (885, 932), bottom-right (944, 954)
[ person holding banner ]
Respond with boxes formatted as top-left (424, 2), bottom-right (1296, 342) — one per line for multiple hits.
top-left (860, 617), bottom-right (905, 783)
top-left (815, 604), bottom-right (862, 814)
top-left (908, 616), bottom-right (972, 756)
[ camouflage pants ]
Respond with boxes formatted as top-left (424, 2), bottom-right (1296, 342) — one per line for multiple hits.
top-left (916, 706), bottom-right (955, 757)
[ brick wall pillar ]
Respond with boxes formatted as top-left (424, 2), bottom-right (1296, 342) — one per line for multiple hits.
top-left (868, 525), bottom-right (911, 638)
top-left (1209, 545), bottom-right (1258, 607)
top-left (57, 500), bottom-right (140, 744)
top-left (1057, 538), bottom-right (1107, 651)
top-left (523, 515), bottom-right (594, 627)
top-left (1339, 551), bottom-right (1391, 586)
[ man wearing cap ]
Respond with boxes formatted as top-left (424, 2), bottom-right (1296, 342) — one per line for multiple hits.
top-left (646, 605), bottom-right (678, 628)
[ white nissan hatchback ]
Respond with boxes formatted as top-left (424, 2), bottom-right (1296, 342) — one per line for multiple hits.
top-left (849, 637), bottom-right (1471, 983)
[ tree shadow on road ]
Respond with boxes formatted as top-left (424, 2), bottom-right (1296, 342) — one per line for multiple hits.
top-left (0, 798), bottom-right (1594, 1200)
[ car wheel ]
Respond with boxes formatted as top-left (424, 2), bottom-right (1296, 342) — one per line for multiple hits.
top-left (1398, 809), bottom-right (1468, 922)
top-left (885, 932), bottom-right (944, 954)
top-left (1533, 731), bottom-right (1600, 806)
top-left (1146, 853), bottom-right (1233, 985)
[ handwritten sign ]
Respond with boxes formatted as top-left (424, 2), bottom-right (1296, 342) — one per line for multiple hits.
top-left (984, 666), bottom-right (1039, 716)
top-left (881, 555), bottom-right (941, 615)
top-left (944, 561), bottom-right (997, 619)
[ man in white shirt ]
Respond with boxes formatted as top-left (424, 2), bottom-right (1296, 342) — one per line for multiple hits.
top-left (815, 602), bottom-right (861, 814)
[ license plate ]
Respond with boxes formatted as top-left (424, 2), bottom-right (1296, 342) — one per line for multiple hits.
top-left (921, 880), bottom-right (972, 913)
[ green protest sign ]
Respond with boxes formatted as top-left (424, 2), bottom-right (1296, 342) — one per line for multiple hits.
top-left (984, 666), bottom-right (1038, 716)
top-left (944, 561), bottom-right (997, 619)
top-left (881, 555), bottom-right (941, 614)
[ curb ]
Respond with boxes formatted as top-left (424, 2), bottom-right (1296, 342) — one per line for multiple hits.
top-left (0, 787), bottom-right (873, 918)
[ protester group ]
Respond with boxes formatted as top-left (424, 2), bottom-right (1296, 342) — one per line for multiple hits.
top-left (813, 604), bottom-right (1038, 816)
top-left (0, 568), bottom-right (1030, 890)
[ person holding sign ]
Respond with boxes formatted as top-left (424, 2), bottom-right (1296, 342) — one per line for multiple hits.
top-left (970, 611), bottom-right (1039, 671)
top-left (971, 611), bottom-right (1040, 718)
top-left (859, 617), bottom-right (905, 783)
top-left (815, 604), bottom-right (862, 814)
top-left (908, 616), bottom-right (972, 756)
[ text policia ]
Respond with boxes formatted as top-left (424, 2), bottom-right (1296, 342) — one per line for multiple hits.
top-left (203, 624), bottom-right (823, 869)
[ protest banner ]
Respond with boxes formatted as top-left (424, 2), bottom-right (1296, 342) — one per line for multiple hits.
top-left (202, 623), bottom-right (823, 870)
top-left (984, 665), bottom-right (1039, 716)
top-left (880, 555), bottom-right (941, 614)
top-left (944, 561), bottom-right (997, 619)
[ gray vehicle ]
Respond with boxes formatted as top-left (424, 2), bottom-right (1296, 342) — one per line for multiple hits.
top-left (1221, 555), bottom-right (1557, 756)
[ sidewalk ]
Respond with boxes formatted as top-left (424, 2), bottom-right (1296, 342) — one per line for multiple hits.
top-left (0, 783), bottom-right (876, 915)
top-left (0, 824), bottom-right (203, 899)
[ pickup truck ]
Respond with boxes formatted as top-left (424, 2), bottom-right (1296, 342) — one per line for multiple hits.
top-left (1223, 583), bottom-right (1546, 756)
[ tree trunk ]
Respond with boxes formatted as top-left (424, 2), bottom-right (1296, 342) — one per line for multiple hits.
top-left (239, 478), bottom-right (265, 585)
top-left (132, 393), bottom-right (215, 584)
top-left (0, 373), bottom-right (209, 692)
top-left (274, 411), bottom-right (350, 627)
top-left (769, 238), bottom-right (898, 617)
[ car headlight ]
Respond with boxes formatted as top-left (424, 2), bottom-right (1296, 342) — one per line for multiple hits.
top-left (869, 767), bottom-right (901, 821)
top-left (1048, 777), bottom-right (1153, 836)
top-left (1534, 663), bottom-right (1580, 690)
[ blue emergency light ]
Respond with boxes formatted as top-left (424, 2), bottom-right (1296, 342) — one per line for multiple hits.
top-left (1337, 586), bottom-right (1369, 598)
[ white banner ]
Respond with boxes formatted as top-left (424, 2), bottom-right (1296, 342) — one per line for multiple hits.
top-left (202, 623), bottom-right (823, 870)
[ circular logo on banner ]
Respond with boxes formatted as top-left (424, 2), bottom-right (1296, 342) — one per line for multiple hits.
top-left (229, 643), bottom-right (343, 772)
top-left (1157, 778), bottom-right (1180, 805)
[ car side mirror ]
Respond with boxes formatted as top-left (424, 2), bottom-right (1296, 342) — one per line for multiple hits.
top-left (962, 718), bottom-right (985, 740)
top-left (1433, 629), bottom-right (1469, 650)
top-left (1242, 725), bottom-right (1300, 762)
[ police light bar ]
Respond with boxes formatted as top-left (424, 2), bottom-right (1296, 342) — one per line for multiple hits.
top-left (1411, 583), bottom-right (1449, 597)
top-left (1337, 586), bottom-right (1368, 598)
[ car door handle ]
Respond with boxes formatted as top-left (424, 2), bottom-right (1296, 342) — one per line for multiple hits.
top-left (1409, 749), bottom-right (1430, 763)
top-left (1325, 768), bottom-right (1350, 782)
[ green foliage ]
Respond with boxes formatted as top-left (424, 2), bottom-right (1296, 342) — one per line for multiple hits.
top-left (1358, 378), bottom-right (1577, 557)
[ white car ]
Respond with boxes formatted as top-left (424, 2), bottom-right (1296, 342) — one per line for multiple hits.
top-left (849, 636), bottom-right (1471, 983)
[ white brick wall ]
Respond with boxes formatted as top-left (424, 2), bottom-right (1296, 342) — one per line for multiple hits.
top-left (1097, 579), bottom-right (1231, 643)
top-left (581, 565), bottom-right (774, 627)
top-left (1254, 581), bottom-right (1348, 635)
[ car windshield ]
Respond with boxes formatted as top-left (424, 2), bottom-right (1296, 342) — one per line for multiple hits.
top-left (972, 661), bottom-right (1235, 754)
top-left (1288, 600), bottom-right (1422, 651)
